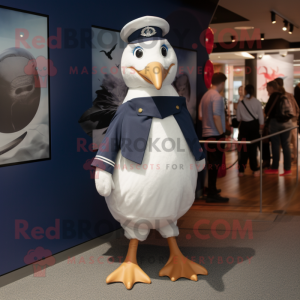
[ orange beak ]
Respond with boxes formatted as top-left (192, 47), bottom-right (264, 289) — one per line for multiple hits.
top-left (129, 62), bottom-right (175, 90)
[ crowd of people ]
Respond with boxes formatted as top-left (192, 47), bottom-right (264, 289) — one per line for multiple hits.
top-left (199, 72), bottom-right (300, 203)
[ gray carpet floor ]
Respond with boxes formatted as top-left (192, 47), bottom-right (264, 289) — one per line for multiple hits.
top-left (1, 211), bottom-right (300, 300)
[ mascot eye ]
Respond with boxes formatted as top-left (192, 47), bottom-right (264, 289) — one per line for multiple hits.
top-left (43, 67), bottom-right (47, 70)
top-left (161, 45), bottom-right (168, 57)
top-left (134, 47), bottom-right (143, 58)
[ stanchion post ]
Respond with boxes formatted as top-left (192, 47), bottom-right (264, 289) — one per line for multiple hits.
top-left (260, 135), bottom-right (263, 213)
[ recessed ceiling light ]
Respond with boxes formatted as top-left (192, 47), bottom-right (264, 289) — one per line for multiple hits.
top-left (280, 50), bottom-right (288, 57)
top-left (234, 26), bottom-right (255, 30)
top-left (240, 52), bottom-right (255, 58)
top-left (258, 52), bottom-right (264, 59)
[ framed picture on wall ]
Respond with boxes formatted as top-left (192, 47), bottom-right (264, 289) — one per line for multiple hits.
top-left (0, 5), bottom-right (51, 167)
top-left (78, 26), bottom-right (197, 149)
top-left (91, 26), bottom-right (127, 148)
top-left (172, 46), bottom-right (197, 123)
top-left (257, 54), bottom-right (294, 103)
top-left (77, 26), bottom-right (127, 149)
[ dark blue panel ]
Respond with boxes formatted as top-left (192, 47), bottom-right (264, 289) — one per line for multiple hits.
top-left (0, 0), bottom-right (217, 276)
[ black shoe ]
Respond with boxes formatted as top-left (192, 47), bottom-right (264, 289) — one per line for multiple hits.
top-left (204, 187), bottom-right (221, 195)
top-left (206, 193), bottom-right (229, 203)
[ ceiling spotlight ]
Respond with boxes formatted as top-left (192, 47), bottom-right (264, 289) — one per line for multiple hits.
top-left (289, 24), bottom-right (294, 34)
top-left (258, 53), bottom-right (264, 59)
top-left (280, 51), bottom-right (288, 57)
top-left (231, 36), bottom-right (236, 43)
top-left (283, 20), bottom-right (288, 31)
top-left (271, 11), bottom-right (276, 24)
top-left (261, 33), bottom-right (265, 40)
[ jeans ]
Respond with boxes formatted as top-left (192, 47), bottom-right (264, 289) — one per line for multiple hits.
top-left (261, 142), bottom-right (271, 162)
top-left (204, 134), bottom-right (225, 194)
top-left (269, 118), bottom-right (292, 170)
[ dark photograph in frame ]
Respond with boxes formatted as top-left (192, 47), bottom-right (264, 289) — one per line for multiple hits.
top-left (0, 5), bottom-right (51, 167)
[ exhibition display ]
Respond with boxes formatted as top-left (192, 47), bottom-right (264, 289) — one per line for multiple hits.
top-left (0, 6), bottom-right (50, 167)
top-left (91, 16), bottom-right (207, 289)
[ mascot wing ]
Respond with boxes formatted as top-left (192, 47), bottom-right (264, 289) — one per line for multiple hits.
top-left (78, 74), bottom-right (128, 137)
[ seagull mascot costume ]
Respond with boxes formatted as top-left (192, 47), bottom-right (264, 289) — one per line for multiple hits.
top-left (92, 16), bottom-right (207, 289)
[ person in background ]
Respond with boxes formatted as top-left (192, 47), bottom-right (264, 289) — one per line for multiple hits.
top-left (226, 85), bottom-right (244, 137)
top-left (234, 85), bottom-right (244, 111)
top-left (275, 78), bottom-right (299, 164)
top-left (261, 83), bottom-right (277, 169)
top-left (264, 81), bottom-right (293, 176)
top-left (295, 83), bottom-right (300, 124)
top-left (236, 84), bottom-right (264, 177)
top-left (173, 73), bottom-right (196, 122)
top-left (199, 72), bottom-right (229, 203)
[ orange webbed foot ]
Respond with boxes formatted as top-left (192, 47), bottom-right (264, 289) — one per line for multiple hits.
top-left (159, 254), bottom-right (208, 282)
top-left (159, 237), bottom-right (208, 282)
top-left (106, 260), bottom-right (151, 290)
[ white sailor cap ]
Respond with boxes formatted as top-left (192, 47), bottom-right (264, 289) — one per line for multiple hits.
top-left (120, 16), bottom-right (169, 44)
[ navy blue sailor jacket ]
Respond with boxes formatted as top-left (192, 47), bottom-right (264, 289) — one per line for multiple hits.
top-left (91, 96), bottom-right (205, 174)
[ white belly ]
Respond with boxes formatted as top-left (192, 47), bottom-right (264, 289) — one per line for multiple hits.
top-left (105, 115), bottom-right (197, 228)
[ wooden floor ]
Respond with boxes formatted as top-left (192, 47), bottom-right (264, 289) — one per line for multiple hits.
top-left (192, 143), bottom-right (300, 215)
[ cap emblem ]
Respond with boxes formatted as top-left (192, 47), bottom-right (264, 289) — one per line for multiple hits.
top-left (141, 26), bottom-right (157, 38)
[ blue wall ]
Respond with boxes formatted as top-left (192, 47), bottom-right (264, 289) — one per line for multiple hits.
top-left (0, 0), bottom-right (217, 276)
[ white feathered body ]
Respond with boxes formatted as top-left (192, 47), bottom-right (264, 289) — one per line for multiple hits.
top-left (105, 87), bottom-right (198, 229)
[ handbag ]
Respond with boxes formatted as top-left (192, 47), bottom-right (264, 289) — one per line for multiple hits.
top-left (262, 95), bottom-right (279, 143)
top-left (231, 117), bottom-right (240, 128)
